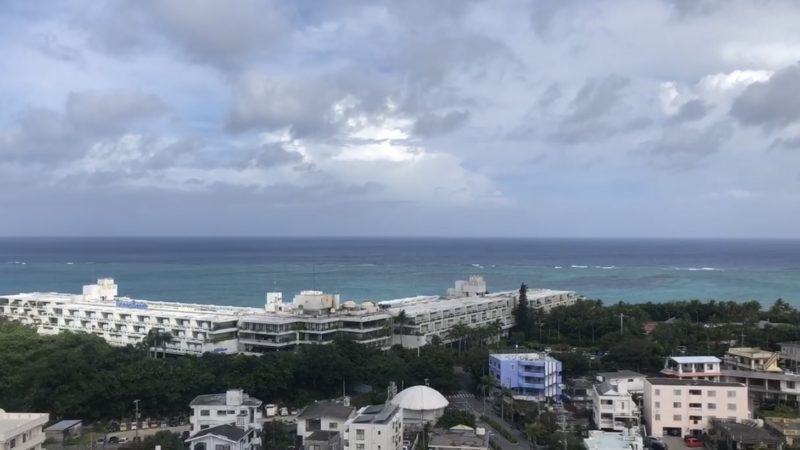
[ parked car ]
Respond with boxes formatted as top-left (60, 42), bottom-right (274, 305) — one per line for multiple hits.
top-left (108, 437), bottom-right (119, 444)
top-left (118, 437), bottom-right (129, 444)
top-left (96, 437), bottom-right (106, 444)
top-left (684, 437), bottom-right (703, 448)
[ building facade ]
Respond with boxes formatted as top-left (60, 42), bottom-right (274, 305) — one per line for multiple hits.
top-left (0, 277), bottom-right (576, 355)
top-left (0, 410), bottom-right (49, 450)
top-left (596, 370), bottom-right (647, 396)
top-left (592, 382), bottom-right (639, 431)
top-left (643, 378), bottom-right (749, 438)
top-left (661, 356), bottom-right (722, 381)
top-left (344, 404), bottom-right (403, 450)
top-left (723, 348), bottom-right (781, 373)
top-left (189, 389), bottom-right (263, 436)
top-left (489, 353), bottom-right (562, 401)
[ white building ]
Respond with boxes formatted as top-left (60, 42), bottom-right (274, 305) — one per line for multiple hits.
top-left (297, 401), bottom-right (356, 444)
top-left (185, 424), bottom-right (257, 450)
top-left (643, 378), bottom-right (749, 438)
top-left (720, 346), bottom-right (800, 408)
top-left (344, 404), bottom-right (403, 450)
top-left (389, 385), bottom-right (448, 428)
top-left (189, 389), bottom-right (263, 436)
top-left (661, 356), bottom-right (722, 381)
top-left (592, 382), bottom-right (639, 431)
top-left (583, 429), bottom-right (644, 450)
top-left (0, 277), bottom-right (576, 354)
top-left (0, 410), bottom-right (49, 450)
top-left (596, 370), bottom-right (647, 395)
top-left (429, 426), bottom-right (489, 450)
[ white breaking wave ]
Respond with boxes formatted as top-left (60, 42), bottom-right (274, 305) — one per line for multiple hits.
top-left (595, 266), bottom-right (617, 270)
top-left (675, 267), bottom-right (723, 271)
top-left (553, 266), bottom-right (563, 269)
top-left (571, 265), bottom-right (588, 269)
top-left (471, 263), bottom-right (484, 269)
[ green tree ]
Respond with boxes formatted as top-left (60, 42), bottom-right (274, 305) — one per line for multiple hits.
top-left (262, 420), bottom-right (292, 450)
top-left (513, 283), bottom-right (531, 339)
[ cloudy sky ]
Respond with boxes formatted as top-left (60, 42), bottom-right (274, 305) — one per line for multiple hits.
top-left (2, 0), bottom-right (800, 237)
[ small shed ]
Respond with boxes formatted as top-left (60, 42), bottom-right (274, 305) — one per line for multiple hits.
top-left (45, 419), bottom-right (82, 442)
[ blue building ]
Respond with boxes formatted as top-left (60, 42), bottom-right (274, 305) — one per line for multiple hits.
top-left (488, 352), bottom-right (562, 401)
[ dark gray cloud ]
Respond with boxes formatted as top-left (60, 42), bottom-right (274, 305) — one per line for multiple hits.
top-left (33, 32), bottom-right (84, 64)
top-left (88, 0), bottom-right (289, 69)
top-left (730, 64), bottom-right (800, 130)
top-left (769, 135), bottom-right (800, 151)
top-left (668, 99), bottom-right (711, 124)
top-left (0, 90), bottom-right (168, 163)
top-left (637, 124), bottom-right (731, 170)
top-left (538, 83), bottom-right (562, 109)
top-left (244, 143), bottom-right (304, 168)
top-left (549, 76), bottom-right (633, 144)
top-left (412, 110), bottom-right (470, 137)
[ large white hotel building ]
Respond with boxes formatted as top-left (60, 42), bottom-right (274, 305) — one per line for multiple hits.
top-left (0, 276), bottom-right (577, 356)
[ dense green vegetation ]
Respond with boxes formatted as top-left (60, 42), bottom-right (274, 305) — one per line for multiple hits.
top-left (141, 431), bottom-right (185, 450)
top-left (0, 319), bottom-right (458, 421)
top-left (436, 409), bottom-right (476, 429)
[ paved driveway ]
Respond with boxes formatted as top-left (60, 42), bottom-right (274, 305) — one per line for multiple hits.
top-left (662, 435), bottom-right (693, 450)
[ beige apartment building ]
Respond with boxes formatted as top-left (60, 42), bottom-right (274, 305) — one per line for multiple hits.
top-left (643, 378), bottom-right (749, 438)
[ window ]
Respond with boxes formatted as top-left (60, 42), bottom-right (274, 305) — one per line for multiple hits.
top-left (728, 404), bottom-right (736, 411)
top-left (200, 410), bottom-right (210, 416)
top-left (789, 382), bottom-right (796, 389)
top-left (708, 403), bottom-right (716, 410)
top-left (356, 445), bottom-right (365, 450)
top-left (655, 402), bottom-right (661, 408)
top-left (10, 438), bottom-right (16, 449)
top-left (378, 431), bottom-right (381, 435)
top-left (689, 403), bottom-right (702, 408)
top-left (215, 446), bottom-right (230, 450)
top-left (728, 391), bottom-right (737, 398)
top-left (655, 414), bottom-right (661, 421)
top-left (356, 429), bottom-right (365, 440)
top-left (674, 390), bottom-right (681, 395)
top-left (217, 410), bottom-right (227, 416)
top-left (673, 415), bottom-right (682, 421)
top-left (673, 402), bottom-right (682, 408)
top-left (707, 390), bottom-right (716, 397)
top-left (329, 422), bottom-right (338, 429)
top-left (689, 389), bottom-right (701, 395)
top-left (655, 389), bottom-right (661, 396)
top-left (22, 433), bottom-right (27, 443)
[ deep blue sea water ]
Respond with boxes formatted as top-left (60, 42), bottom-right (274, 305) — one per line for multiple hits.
top-left (1, 238), bottom-right (799, 307)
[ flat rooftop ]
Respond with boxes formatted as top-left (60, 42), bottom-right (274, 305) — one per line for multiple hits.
top-left (727, 347), bottom-right (777, 358)
top-left (491, 352), bottom-right (558, 362)
top-left (429, 429), bottom-right (487, 447)
top-left (668, 356), bottom-right (721, 364)
top-left (584, 430), bottom-right (641, 450)
top-left (647, 377), bottom-right (744, 387)
top-left (352, 404), bottom-right (400, 424)
top-left (597, 370), bottom-right (645, 380)
top-left (0, 412), bottom-right (48, 437)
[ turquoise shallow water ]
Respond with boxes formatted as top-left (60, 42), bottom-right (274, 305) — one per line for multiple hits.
top-left (1, 238), bottom-right (799, 307)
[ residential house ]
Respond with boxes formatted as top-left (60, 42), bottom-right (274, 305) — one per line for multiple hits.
top-left (189, 389), bottom-right (263, 436)
top-left (720, 347), bottom-right (800, 408)
top-left (564, 378), bottom-right (594, 411)
top-left (185, 424), bottom-right (256, 450)
top-left (0, 410), bottom-right (49, 450)
top-left (344, 403), bottom-right (403, 450)
top-left (643, 378), bottom-right (749, 438)
top-left (304, 430), bottom-right (342, 450)
top-left (592, 382), bottom-right (639, 431)
top-left (297, 401), bottom-right (356, 445)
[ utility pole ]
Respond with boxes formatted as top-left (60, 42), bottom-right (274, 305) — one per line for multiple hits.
top-left (618, 313), bottom-right (626, 336)
top-left (133, 399), bottom-right (140, 443)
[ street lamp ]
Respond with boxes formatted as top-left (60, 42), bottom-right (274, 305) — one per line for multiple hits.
top-left (133, 400), bottom-right (140, 443)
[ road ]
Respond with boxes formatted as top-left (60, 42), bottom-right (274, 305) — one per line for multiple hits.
top-left (449, 393), bottom-right (533, 450)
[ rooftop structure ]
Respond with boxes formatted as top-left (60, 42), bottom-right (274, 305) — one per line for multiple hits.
top-left (44, 420), bottom-right (82, 442)
top-left (297, 400), bottom-right (356, 444)
top-left (344, 404), bottom-right (403, 450)
top-left (723, 347), bottom-right (781, 373)
top-left (390, 385), bottom-right (448, 427)
top-left (186, 424), bottom-right (256, 450)
top-left (661, 356), bottom-right (722, 381)
top-left (596, 370), bottom-right (647, 395)
top-left (583, 429), bottom-right (644, 450)
top-left (779, 342), bottom-right (800, 373)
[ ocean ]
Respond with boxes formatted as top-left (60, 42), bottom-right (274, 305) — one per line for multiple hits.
top-left (1, 237), bottom-right (799, 307)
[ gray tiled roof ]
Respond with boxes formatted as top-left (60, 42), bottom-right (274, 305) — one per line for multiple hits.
top-left (297, 402), bottom-right (355, 420)
top-left (186, 425), bottom-right (251, 443)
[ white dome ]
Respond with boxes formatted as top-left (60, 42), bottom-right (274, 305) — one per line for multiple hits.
top-left (390, 385), bottom-right (449, 411)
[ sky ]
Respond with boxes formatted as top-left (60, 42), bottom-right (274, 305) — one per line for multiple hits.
top-left (2, 0), bottom-right (800, 238)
